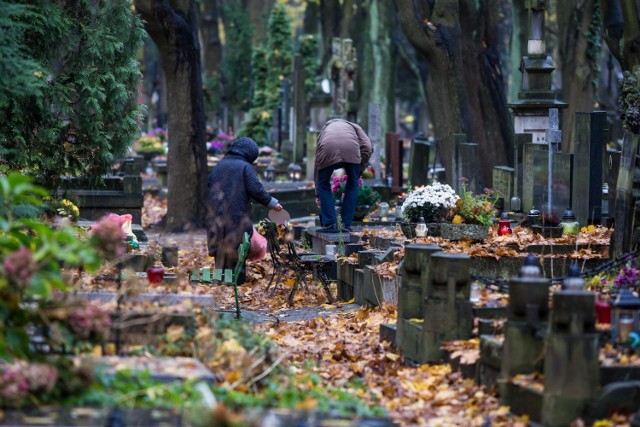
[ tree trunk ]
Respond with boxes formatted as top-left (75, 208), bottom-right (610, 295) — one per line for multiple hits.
top-left (509, 0), bottom-right (528, 102)
top-left (319, 0), bottom-right (342, 72)
top-left (359, 0), bottom-right (397, 137)
top-left (558, 0), bottom-right (600, 153)
top-left (135, 0), bottom-right (208, 231)
top-left (460, 0), bottom-right (512, 183)
top-left (398, 0), bottom-right (512, 186)
top-left (201, 0), bottom-right (222, 77)
top-left (600, 0), bottom-right (640, 71)
top-left (243, 0), bottom-right (275, 43)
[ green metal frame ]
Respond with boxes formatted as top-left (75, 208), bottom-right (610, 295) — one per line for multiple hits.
top-left (189, 232), bottom-right (250, 318)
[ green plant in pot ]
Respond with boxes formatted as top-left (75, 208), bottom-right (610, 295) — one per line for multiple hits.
top-left (332, 175), bottom-right (381, 220)
top-left (451, 181), bottom-right (498, 227)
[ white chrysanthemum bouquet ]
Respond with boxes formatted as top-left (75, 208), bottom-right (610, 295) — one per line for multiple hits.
top-left (400, 182), bottom-right (459, 223)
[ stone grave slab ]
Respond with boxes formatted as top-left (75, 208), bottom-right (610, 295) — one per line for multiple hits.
top-left (74, 292), bottom-right (215, 306)
top-left (492, 166), bottom-right (514, 211)
top-left (85, 356), bottom-right (215, 385)
top-left (457, 142), bottom-right (483, 194)
top-left (514, 133), bottom-right (533, 206)
top-left (0, 407), bottom-right (184, 426)
top-left (110, 310), bottom-right (196, 346)
top-left (572, 112), bottom-right (605, 225)
top-left (530, 149), bottom-right (573, 215)
top-left (379, 323), bottom-right (397, 348)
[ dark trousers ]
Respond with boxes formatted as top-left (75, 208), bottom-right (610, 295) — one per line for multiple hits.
top-left (316, 162), bottom-right (360, 227)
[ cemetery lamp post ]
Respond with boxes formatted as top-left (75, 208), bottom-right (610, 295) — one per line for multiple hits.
top-left (264, 165), bottom-right (276, 182)
top-left (611, 287), bottom-right (640, 344)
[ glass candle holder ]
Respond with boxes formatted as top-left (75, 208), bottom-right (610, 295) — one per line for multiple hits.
top-left (378, 202), bottom-right (389, 218)
top-left (497, 212), bottom-right (512, 236)
top-left (595, 296), bottom-right (612, 324)
top-left (415, 216), bottom-right (427, 237)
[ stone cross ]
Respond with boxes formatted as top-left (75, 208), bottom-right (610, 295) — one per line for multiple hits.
top-left (545, 109), bottom-right (561, 214)
top-left (329, 38), bottom-right (357, 118)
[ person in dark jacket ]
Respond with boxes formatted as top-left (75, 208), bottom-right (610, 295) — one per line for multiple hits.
top-left (206, 137), bottom-right (283, 283)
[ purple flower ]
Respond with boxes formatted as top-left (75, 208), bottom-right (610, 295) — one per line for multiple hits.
top-left (208, 140), bottom-right (224, 152)
top-left (613, 264), bottom-right (638, 287)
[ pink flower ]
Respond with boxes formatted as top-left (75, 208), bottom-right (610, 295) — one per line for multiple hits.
top-left (90, 215), bottom-right (126, 259)
top-left (68, 301), bottom-right (112, 340)
top-left (358, 178), bottom-right (364, 186)
top-left (0, 367), bottom-right (29, 407)
top-left (3, 247), bottom-right (37, 289)
top-left (341, 175), bottom-right (348, 182)
top-left (23, 363), bottom-right (58, 393)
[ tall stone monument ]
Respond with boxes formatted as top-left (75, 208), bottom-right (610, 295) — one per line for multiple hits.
top-left (508, 0), bottom-right (567, 142)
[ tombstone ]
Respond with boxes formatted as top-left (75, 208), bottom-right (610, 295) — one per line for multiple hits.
top-left (572, 112), bottom-right (606, 225)
top-left (291, 55), bottom-right (306, 165)
top-left (613, 133), bottom-right (640, 256)
top-left (457, 142), bottom-right (483, 194)
top-left (57, 175), bottom-right (144, 224)
top-left (542, 276), bottom-right (599, 426)
top-left (422, 252), bottom-right (473, 363)
top-left (606, 150), bottom-right (621, 221)
top-left (408, 134), bottom-right (432, 187)
top-left (451, 133), bottom-right (466, 189)
top-left (522, 143), bottom-right (542, 212)
top-left (385, 132), bottom-right (403, 194)
top-left (368, 103), bottom-right (382, 180)
top-left (305, 132), bottom-right (317, 181)
top-left (526, 148), bottom-right (573, 216)
top-left (500, 256), bottom-right (550, 380)
top-left (492, 166), bottom-right (514, 211)
top-left (514, 133), bottom-right (533, 206)
top-left (397, 244), bottom-right (442, 358)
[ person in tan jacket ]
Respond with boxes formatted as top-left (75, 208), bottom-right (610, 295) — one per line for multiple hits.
top-left (314, 119), bottom-right (372, 232)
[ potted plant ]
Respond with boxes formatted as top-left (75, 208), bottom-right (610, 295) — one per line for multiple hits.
top-left (331, 174), bottom-right (381, 221)
top-left (135, 130), bottom-right (166, 160)
top-left (400, 181), bottom-right (459, 238)
top-left (445, 182), bottom-right (497, 240)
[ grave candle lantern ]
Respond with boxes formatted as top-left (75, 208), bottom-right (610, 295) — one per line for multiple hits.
top-left (415, 216), bottom-right (427, 237)
top-left (510, 195), bottom-right (522, 213)
top-left (378, 202), bottom-right (390, 218)
top-left (560, 207), bottom-right (580, 235)
top-left (263, 165), bottom-right (276, 182)
top-left (527, 208), bottom-right (541, 227)
top-left (611, 287), bottom-right (640, 344)
top-left (497, 212), bottom-right (512, 236)
top-left (287, 163), bottom-right (302, 182)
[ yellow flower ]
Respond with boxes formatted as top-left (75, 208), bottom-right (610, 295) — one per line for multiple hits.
top-left (452, 215), bottom-right (464, 224)
top-left (260, 111), bottom-right (271, 119)
top-left (33, 70), bottom-right (43, 78)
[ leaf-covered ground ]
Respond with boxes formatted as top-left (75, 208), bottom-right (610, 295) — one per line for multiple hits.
top-left (120, 194), bottom-right (627, 426)
top-left (135, 194), bottom-right (533, 425)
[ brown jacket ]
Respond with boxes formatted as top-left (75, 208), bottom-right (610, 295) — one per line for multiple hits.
top-left (314, 119), bottom-right (372, 181)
